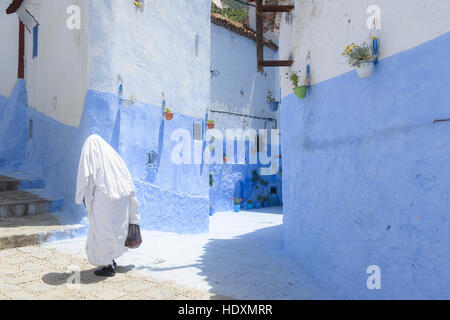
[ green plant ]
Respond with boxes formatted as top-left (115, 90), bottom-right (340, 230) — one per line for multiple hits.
top-left (232, 197), bottom-right (243, 205)
top-left (165, 108), bottom-right (172, 113)
top-left (246, 200), bottom-right (252, 204)
top-left (342, 43), bottom-right (372, 67)
top-left (208, 120), bottom-right (215, 124)
top-left (266, 89), bottom-right (276, 103)
top-left (209, 172), bottom-right (214, 187)
top-left (286, 70), bottom-right (303, 88)
top-left (211, 0), bottom-right (248, 23)
top-left (263, 196), bottom-right (269, 202)
top-left (252, 169), bottom-right (269, 186)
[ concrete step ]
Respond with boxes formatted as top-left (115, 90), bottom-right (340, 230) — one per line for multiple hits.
top-left (0, 189), bottom-right (63, 218)
top-left (0, 174), bottom-right (46, 192)
top-left (0, 213), bottom-right (86, 250)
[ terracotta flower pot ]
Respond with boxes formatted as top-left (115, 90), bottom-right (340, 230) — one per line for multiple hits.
top-left (165, 112), bottom-right (174, 120)
top-left (208, 122), bottom-right (215, 129)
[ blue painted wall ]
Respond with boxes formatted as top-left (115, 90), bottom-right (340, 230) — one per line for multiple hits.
top-left (281, 32), bottom-right (450, 299)
top-left (0, 80), bottom-right (28, 171)
top-left (209, 141), bottom-right (282, 212)
top-left (0, 84), bottom-right (209, 233)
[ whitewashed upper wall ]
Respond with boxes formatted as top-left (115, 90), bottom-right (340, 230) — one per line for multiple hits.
top-left (279, 0), bottom-right (450, 97)
top-left (88, 0), bottom-right (211, 119)
top-left (210, 24), bottom-right (280, 132)
top-left (25, 0), bottom-right (89, 127)
top-left (0, 0), bottom-right (20, 98)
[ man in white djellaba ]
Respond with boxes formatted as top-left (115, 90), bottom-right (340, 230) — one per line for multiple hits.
top-left (75, 135), bottom-right (141, 277)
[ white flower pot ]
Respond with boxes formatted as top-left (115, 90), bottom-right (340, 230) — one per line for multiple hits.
top-left (355, 61), bottom-right (374, 78)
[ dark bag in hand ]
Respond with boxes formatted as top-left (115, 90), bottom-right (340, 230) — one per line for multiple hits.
top-left (125, 224), bottom-right (142, 249)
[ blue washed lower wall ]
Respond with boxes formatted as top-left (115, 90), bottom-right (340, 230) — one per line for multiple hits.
top-left (0, 84), bottom-right (209, 233)
top-left (209, 142), bottom-right (283, 212)
top-left (281, 32), bottom-right (450, 299)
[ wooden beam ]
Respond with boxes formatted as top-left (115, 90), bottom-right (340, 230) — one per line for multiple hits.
top-left (18, 20), bottom-right (24, 79)
top-left (258, 60), bottom-right (294, 67)
top-left (255, 0), bottom-right (264, 73)
top-left (256, 5), bottom-right (294, 12)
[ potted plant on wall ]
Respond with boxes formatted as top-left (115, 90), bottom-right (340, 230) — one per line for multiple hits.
top-left (246, 200), bottom-right (253, 210)
top-left (165, 108), bottom-right (174, 120)
top-left (207, 120), bottom-right (215, 129)
top-left (286, 70), bottom-right (307, 99)
top-left (266, 89), bottom-right (279, 111)
top-left (262, 196), bottom-right (270, 208)
top-left (232, 197), bottom-right (242, 212)
top-left (342, 42), bottom-right (374, 78)
top-left (254, 196), bottom-right (262, 209)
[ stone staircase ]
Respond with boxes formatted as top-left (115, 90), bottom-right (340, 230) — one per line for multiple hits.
top-left (0, 174), bottom-right (85, 250)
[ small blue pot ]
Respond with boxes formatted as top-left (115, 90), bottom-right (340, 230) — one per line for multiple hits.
top-left (209, 207), bottom-right (215, 216)
top-left (254, 202), bottom-right (261, 209)
top-left (268, 101), bottom-right (279, 112)
top-left (234, 204), bottom-right (241, 212)
top-left (263, 201), bottom-right (269, 208)
top-left (246, 203), bottom-right (253, 210)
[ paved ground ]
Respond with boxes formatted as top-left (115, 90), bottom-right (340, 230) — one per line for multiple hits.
top-left (46, 208), bottom-right (333, 300)
top-left (0, 245), bottom-right (227, 300)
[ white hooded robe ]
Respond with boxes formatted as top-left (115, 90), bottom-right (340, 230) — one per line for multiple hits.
top-left (75, 135), bottom-right (140, 266)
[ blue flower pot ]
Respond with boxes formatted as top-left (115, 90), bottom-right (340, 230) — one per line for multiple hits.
top-left (254, 202), bottom-right (261, 209)
top-left (268, 101), bottom-right (279, 112)
top-left (209, 207), bottom-right (215, 216)
top-left (246, 203), bottom-right (253, 210)
top-left (263, 201), bottom-right (269, 208)
top-left (234, 204), bottom-right (241, 212)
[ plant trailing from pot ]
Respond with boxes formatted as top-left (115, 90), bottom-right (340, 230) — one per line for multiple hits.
top-left (207, 120), bottom-right (215, 129)
top-left (266, 89), bottom-right (279, 112)
top-left (342, 42), bottom-right (374, 78)
top-left (165, 108), bottom-right (174, 120)
top-left (286, 70), bottom-right (307, 99)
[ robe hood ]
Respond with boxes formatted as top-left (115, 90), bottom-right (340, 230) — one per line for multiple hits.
top-left (75, 135), bottom-right (136, 204)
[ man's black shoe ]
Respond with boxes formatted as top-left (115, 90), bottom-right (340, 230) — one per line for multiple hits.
top-left (94, 265), bottom-right (116, 277)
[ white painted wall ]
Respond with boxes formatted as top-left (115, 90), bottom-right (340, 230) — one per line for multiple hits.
top-left (88, 0), bottom-right (211, 119)
top-left (210, 24), bottom-right (279, 132)
top-left (0, 0), bottom-right (20, 98)
top-left (279, 0), bottom-right (450, 97)
top-left (24, 0), bottom-right (89, 127)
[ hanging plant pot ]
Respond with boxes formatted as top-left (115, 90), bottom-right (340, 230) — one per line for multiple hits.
top-left (268, 101), bottom-right (279, 112)
top-left (355, 61), bottom-right (374, 78)
top-left (165, 112), bottom-right (174, 120)
top-left (208, 122), bottom-right (215, 129)
top-left (293, 86), bottom-right (307, 99)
